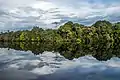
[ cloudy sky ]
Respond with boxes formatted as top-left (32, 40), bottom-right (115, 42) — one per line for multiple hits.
top-left (0, 0), bottom-right (120, 31)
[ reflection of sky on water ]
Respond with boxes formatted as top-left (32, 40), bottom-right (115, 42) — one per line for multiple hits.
top-left (0, 48), bottom-right (120, 80)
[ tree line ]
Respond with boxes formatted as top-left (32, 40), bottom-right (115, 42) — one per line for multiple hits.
top-left (0, 20), bottom-right (120, 45)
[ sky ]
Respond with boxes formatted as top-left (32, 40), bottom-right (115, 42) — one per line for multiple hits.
top-left (0, 0), bottom-right (120, 31)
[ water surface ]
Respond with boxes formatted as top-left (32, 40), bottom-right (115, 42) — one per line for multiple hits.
top-left (0, 42), bottom-right (120, 80)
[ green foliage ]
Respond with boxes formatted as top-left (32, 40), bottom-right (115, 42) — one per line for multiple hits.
top-left (0, 20), bottom-right (120, 57)
top-left (0, 20), bottom-right (120, 61)
top-left (93, 20), bottom-right (112, 28)
top-left (20, 32), bottom-right (26, 41)
top-left (113, 22), bottom-right (120, 30)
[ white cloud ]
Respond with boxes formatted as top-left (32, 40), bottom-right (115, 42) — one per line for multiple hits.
top-left (1, 48), bottom-right (120, 75)
top-left (105, 6), bottom-right (120, 15)
top-left (0, 0), bottom-right (120, 31)
top-left (32, 1), bottom-right (57, 10)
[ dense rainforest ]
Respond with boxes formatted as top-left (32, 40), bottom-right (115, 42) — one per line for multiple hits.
top-left (0, 20), bottom-right (120, 61)
top-left (0, 20), bottom-right (120, 44)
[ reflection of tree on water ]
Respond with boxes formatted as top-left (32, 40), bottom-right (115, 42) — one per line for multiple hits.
top-left (0, 42), bottom-right (120, 61)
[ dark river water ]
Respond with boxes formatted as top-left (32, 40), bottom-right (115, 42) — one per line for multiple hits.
top-left (0, 42), bottom-right (120, 80)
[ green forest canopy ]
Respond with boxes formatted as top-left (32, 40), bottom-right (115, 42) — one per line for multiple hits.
top-left (0, 20), bottom-right (120, 45)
